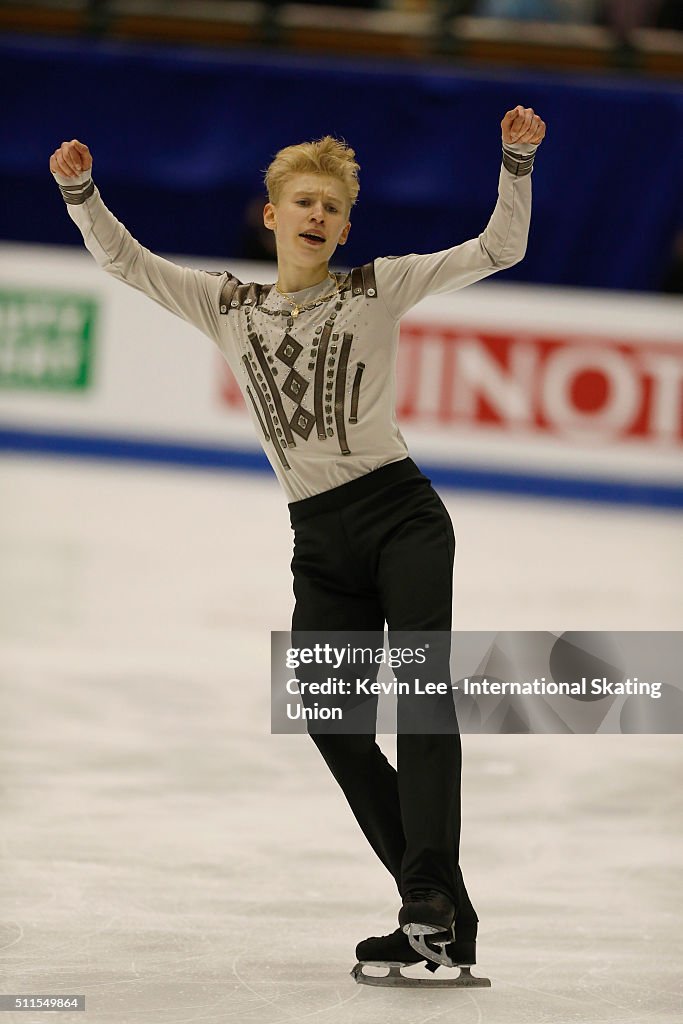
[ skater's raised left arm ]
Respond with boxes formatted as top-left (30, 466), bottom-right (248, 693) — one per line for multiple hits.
top-left (375, 105), bottom-right (547, 320)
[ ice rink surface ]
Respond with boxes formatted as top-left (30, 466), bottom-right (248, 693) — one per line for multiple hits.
top-left (1, 455), bottom-right (682, 1024)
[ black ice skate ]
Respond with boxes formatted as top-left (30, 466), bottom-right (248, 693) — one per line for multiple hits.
top-left (351, 926), bottom-right (491, 988)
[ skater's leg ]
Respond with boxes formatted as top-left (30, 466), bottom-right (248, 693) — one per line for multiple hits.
top-left (290, 506), bottom-right (405, 887)
top-left (370, 482), bottom-right (477, 928)
top-left (309, 732), bottom-right (405, 882)
top-left (396, 732), bottom-right (462, 905)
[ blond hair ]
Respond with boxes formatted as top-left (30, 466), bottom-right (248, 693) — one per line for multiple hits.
top-left (264, 136), bottom-right (360, 210)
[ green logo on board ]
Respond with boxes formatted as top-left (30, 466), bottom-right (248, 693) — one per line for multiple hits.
top-left (0, 288), bottom-right (97, 390)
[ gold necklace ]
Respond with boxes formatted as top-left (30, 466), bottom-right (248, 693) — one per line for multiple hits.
top-left (275, 272), bottom-right (340, 318)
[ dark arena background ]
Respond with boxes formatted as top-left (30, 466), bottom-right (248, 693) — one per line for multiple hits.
top-left (1, 1), bottom-right (682, 1021)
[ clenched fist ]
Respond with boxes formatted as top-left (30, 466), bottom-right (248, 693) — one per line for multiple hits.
top-left (501, 106), bottom-right (546, 147)
top-left (49, 139), bottom-right (92, 179)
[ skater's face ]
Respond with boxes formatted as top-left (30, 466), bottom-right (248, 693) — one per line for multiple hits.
top-left (263, 174), bottom-right (351, 270)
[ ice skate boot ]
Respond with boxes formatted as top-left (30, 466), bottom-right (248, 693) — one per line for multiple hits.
top-left (399, 889), bottom-right (462, 969)
top-left (351, 925), bottom-right (490, 988)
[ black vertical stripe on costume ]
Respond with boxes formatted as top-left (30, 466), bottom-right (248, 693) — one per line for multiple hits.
top-left (219, 275), bottom-right (240, 313)
top-left (349, 362), bottom-right (365, 423)
top-left (248, 332), bottom-right (296, 448)
top-left (350, 265), bottom-right (364, 296)
top-left (242, 354), bottom-right (290, 470)
top-left (361, 260), bottom-right (377, 296)
top-left (244, 282), bottom-right (260, 307)
top-left (257, 283), bottom-right (273, 306)
top-left (246, 385), bottom-right (270, 441)
top-left (235, 282), bottom-right (254, 307)
top-left (336, 271), bottom-right (351, 294)
top-left (313, 323), bottom-right (333, 440)
top-left (334, 333), bottom-right (353, 456)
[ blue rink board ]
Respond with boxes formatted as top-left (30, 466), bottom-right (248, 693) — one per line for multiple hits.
top-left (1, 425), bottom-right (682, 511)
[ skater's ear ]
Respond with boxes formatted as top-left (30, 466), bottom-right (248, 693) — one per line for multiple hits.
top-left (263, 202), bottom-right (277, 232)
top-left (338, 220), bottom-right (351, 246)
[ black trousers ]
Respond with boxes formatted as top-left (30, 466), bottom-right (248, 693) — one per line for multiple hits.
top-left (288, 458), bottom-right (477, 936)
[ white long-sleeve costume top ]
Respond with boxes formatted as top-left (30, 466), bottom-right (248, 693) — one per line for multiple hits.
top-left (54, 145), bottom-right (537, 501)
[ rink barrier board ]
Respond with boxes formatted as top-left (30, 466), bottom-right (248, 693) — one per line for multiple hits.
top-left (1, 424), bottom-right (682, 511)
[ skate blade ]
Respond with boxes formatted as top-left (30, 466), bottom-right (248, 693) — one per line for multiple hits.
top-left (351, 961), bottom-right (491, 989)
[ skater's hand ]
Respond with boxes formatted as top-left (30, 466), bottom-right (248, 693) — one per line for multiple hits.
top-left (49, 140), bottom-right (93, 179)
top-left (501, 107), bottom-right (546, 147)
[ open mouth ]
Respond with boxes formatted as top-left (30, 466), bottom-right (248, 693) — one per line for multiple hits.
top-left (299, 232), bottom-right (326, 246)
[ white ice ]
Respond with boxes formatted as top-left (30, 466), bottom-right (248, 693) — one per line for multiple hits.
top-left (1, 455), bottom-right (682, 1023)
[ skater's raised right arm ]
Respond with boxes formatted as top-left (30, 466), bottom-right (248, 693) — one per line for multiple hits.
top-left (50, 139), bottom-right (223, 344)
